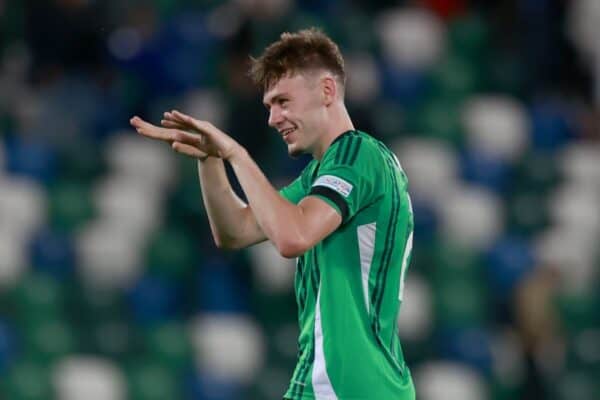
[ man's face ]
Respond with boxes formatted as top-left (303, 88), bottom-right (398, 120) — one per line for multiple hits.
top-left (263, 73), bottom-right (325, 157)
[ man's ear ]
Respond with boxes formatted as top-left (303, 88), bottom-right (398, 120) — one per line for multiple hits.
top-left (321, 76), bottom-right (337, 106)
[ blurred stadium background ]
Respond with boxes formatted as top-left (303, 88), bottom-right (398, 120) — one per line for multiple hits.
top-left (0, 0), bottom-right (599, 399)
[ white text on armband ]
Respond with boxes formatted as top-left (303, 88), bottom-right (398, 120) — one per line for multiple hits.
top-left (313, 175), bottom-right (353, 197)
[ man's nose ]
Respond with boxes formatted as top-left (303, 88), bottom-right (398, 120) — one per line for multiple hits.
top-left (268, 107), bottom-right (283, 127)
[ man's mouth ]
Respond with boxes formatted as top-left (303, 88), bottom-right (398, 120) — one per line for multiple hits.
top-left (281, 127), bottom-right (297, 138)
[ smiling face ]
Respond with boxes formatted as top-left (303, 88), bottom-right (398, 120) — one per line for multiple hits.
top-left (263, 73), bottom-right (327, 157)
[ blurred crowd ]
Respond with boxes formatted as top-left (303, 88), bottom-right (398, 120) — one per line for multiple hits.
top-left (0, 0), bottom-right (599, 399)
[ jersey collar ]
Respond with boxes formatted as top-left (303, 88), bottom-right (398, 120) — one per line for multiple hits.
top-left (330, 130), bottom-right (356, 147)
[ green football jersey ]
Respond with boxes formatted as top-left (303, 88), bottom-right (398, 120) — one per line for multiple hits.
top-left (279, 130), bottom-right (415, 400)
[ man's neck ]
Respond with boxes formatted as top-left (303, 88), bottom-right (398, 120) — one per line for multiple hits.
top-left (313, 103), bottom-right (354, 161)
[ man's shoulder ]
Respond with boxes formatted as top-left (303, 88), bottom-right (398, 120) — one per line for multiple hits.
top-left (294, 158), bottom-right (319, 185)
top-left (324, 130), bottom-right (384, 167)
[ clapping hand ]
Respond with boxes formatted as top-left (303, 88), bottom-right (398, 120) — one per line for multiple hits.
top-left (130, 110), bottom-right (241, 161)
top-left (130, 113), bottom-right (208, 159)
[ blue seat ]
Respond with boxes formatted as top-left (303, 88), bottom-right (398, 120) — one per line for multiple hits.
top-left (485, 235), bottom-right (536, 299)
top-left (5, 138), bottom-right (57, 184)
top-left (128, 276), bottom-right (181, 325)
top-left (437, 327), bottom-right (493, 375)
top-left (0, 319), bottom-right (17, 374)
top-left (460, 148), bottom-right (512, 193)
top-left (29, 228), bottom-right (75, 278)
top-left (197, 257), bottom-right (249, 313)
top-left (186, 370), bottom-right (242, 400)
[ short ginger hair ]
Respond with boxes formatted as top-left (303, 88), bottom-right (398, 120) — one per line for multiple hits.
top-left (249, 27), bottom-right (346, 92)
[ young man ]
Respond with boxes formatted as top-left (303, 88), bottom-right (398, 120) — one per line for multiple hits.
top-left (130, 28), bottom-right (415, 400)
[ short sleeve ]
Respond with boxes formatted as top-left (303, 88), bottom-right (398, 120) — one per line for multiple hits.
top-left (278, 160), bottom-right (318, 205)
top-left (279, 175), bottom-right (306, 205)
top-left (308, 134), bottom-right (377, 223)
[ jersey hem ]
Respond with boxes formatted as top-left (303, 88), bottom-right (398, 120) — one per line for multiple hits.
top-left (285, 394), bottom-right (409, 400)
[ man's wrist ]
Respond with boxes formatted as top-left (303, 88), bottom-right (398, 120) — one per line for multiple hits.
top-left (225, 144), bottom-right (247, 162)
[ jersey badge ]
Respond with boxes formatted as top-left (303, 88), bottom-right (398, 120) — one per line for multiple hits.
top-left (313, 175), bottom-right (354, 197)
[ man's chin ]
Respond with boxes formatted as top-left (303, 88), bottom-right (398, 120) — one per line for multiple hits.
top-left (287, 145), bottom-right (305, 158)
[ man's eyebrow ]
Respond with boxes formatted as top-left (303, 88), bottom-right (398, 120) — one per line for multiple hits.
top-left (263, 93), bottom-right (285, 109)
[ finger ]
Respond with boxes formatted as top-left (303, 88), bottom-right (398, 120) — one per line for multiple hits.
top-left (160, 119), bottom-right (187, 130)
top-left (130, 116), bottom-right (174, 142)
top-left (163, 111), bottom-right (203, 136)
top-left (164, 111), bottom-right (195, 127)
top-left (172, 141), bottom-right (207, 158)
top-left (163, 111), bottom-right (184, 124)
top-left (168, 109), bottom-right (188, 123)
top-left (172, 130), bottom-right (204, 147)
top-left (170, 110), bottom-right (212, 134)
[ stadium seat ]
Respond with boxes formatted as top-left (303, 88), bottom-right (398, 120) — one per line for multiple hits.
top-left (48, 180), bottom-right (96, 233)
top-left (0, 176), bottom-right (47, 241)
top-left (105, 132), bottom-right (177, 192)
top-left (189, 313), bottom-right (265, 383)
top-left (462, 96), bottom-right (529, 163)
top-left (529, 100), bottom-right (576, 152)
top-left (186, 370), bottom-right (243, 400)
top-left (429, 54), bottom-right (481, 103)
top-left (22, 318), bottom-right (77, 364)
top-left (485, 236), bottom-right (536, 299)
top-left (560, 142), bottom-right (600, 188)
top-left (437, 185), bottom-right (504, 250)
top-left (5, 138), bottom-right (57, 184)
top-left (0, 229), bottom-right (27, 289)
top-left (93, 176), bottom-right (164, 240)
top-left (10, 273), bottom-right (65, 327)
top-left (344, 52), bottom-right (381, 105)
top-left (437, 327), bottom-right (493, 374)
top-left (0, 319), bottom-right (17, 374)
top-left (397, 274), bottom-right (434, 342)
top-left (127, 275), bottom-right (181, 324)
top-left (142, 321), bottom-right (193, 372)
top-left (377, 8), bottom-right (445, 70)
top-left (145, 226), bottom-right (196, 281)
top-left (29, 228), bottom-right (75, 278)
top-left (77, 220), bottom-right (144, 289)
top-left (460, 147), bottom-right (512, 193)
top-left (447, 13), bottom-right (489, 61)
top-left (414, 97), bottom-right (464, 145)
top-left (54, 356), bottom-right (126, 400)
top-left (196, 257), bottom-right (251, 313)
top-left (126, 361), bottom-right (180, 400)
top-left (392, 138), bottom-right (459, 202)
top-left (247, 241), bottom-right (295, 294)
top-left (1, 359), bottom-right (52, 400)
top-left (414, 361), bottom-right (488, 400)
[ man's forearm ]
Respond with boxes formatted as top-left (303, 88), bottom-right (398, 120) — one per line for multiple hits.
top-left (197, 157), bottom-right (263, 248)
top-left (227, 147), bottom-right (306, 254)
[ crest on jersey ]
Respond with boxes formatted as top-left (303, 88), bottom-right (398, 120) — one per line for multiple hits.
top-left (313, 175), bottom-right (353, 197)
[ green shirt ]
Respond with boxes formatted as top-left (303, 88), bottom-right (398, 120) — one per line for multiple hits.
top-left (279, 130), bottom-right (415, 400)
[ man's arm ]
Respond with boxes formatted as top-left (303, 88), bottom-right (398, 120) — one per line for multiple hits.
top-left (130, 115), bottom-right (267, 249)
top-left (146, 111), bottom-right (342, 257)
top-left (227, 146), bottom-right (342, 258)
top-left (196, 157), bottom-right (267, 249)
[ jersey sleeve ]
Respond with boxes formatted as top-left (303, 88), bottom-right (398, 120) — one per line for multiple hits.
top-left (309, 136), bottom-right (378, 223)
top-left (278, 160), bottom-right (317, 205)
top-left (279, 174), bottom-right (306, 205)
